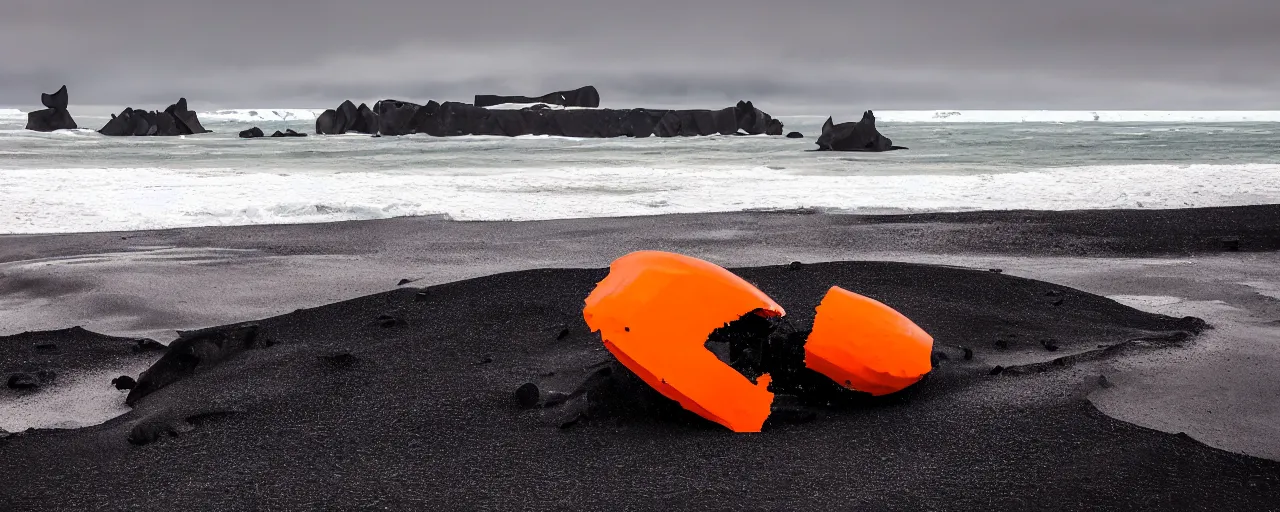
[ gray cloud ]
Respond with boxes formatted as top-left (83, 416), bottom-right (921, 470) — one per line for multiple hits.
top-left (2, 0), bottom-right (1279, 112)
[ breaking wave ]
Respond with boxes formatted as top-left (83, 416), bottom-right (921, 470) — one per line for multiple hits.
top-left (3, 164), bottom-right (1278, 234)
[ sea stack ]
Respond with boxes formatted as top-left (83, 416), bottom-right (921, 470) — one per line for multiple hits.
top-left (815, 110), bottom-right (906, 151)
top-left (315, 100), bottom-right (380, 135)
top-left (25, 85), bottom-right (78, 132)
top-left (98, 98), bottom-right (212, 137)
top-left (316, 98), bottom-right (785, 138)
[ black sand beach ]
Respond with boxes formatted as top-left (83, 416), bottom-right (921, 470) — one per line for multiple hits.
top-left (3, 206), bottom-right (1280, 510)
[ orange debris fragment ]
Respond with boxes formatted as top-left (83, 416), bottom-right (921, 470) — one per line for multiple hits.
top-left (804, 286), bottom-right (934, 396)
top-left (583, 251), bottom-right (784, 432)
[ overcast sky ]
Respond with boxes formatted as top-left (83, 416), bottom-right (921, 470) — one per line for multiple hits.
top-left (3, 0), bottom-right (1279, 113)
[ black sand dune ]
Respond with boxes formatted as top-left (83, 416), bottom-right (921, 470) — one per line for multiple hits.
top-left (3, 261), bottom-right (1277, 510)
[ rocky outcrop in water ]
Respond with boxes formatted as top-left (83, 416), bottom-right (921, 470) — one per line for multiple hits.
top-left (241, 127), bottom-right (306, 139)
top-left (25, 85), bottom-right (78, 132)
top-left (474, 85), bottom-right (601, 108)
top-left (98, 98), bottom-right (212, 137)
top-left (315, 97), bottom-right (785, 139)
top-left (374, 99), bottom-right (421, 136)
top-left (315, 100), bottom-right (381, 135)
top-left (815, 111), bottom-right (905, 152)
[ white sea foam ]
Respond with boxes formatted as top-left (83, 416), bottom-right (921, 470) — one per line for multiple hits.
top-left (2, 164), bottom-right (1278, 234)
top-left (0, 108), bottom-right (25, 120)
top-left (198, 109), bottom-right (327, 122)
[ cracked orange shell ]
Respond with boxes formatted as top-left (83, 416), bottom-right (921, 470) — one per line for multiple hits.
top-left (805, 286), bottom-right (934, 396)
top-left (583, 251), bottom-right (784, 432)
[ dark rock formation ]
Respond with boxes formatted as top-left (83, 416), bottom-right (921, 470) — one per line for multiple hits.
top-left (314, 101), bottom-right (381, 134)
top-left (430, 102), bottom-right (489, 136)
top-left (41, 85), bottom-right (69, 110)
top-left (126, 323), bottom-right (261, 406)
top-left (734, 101), bottom-right (783, 135)
top-left (315, 96), bottom-right (783, 138)
top-left (475, 85), bottom-right (601, 108)
top-left (165, 98), bottom-right (210, 134)
top-left (239, 127), bottom-right (265, 138)
top-left (25, 85), bottom-right (78, 132)
top-left (375, 99), bottom-right (419, 136)
top-left (354, 103), bottom-right (379, 134)
top-left (406, 100), bottom-right (441, 134)
top-left (26, 109), bottom-right (77, 132)
top-left (767, 119), bottom-right (784, 136)
top-left (270, 129), bottom-right (306, 138)
top-left (786, 132), bottom-right (804, 139)
top-left (98, 98), bottom-right (211, 137)
top-left (97, 109), bottom-right (139, 136)
top-left (316, 109), bottom-right (344, 135)
top-left (337, 100), bottom-right (360, 132)
top-left (815, 110), bottom-right (906, 152)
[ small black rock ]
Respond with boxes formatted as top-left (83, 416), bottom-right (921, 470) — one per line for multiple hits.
top-left (515, 383), bottom-right (540, 409)
top-left (785, 132), bottom-right (804, 139)
top-left (961, 346), bottom-right (974, 360)
top-left (7, 373), bottom-right (39, 390)
top-left (556, 328), bottom-right (570, 340)
top-left (989, 268), bottom-right (1003, 273)
top-left (397, 278), bottom-right (413, 286)
top-left (788, 261), bottom-right (804, 271)
top-left (238, 127), bottom-right (264, 138)
top-left (112, 376), bottom-right (137, 390)
top-left (989, 366), bottom-right (1005, 376)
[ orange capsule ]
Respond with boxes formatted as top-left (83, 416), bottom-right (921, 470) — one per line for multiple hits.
top-left (804, 286), bottom-right (934, 396)
top-left (583, 251), bottom-right (784, 433)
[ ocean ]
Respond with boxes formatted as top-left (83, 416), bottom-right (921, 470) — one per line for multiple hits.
top-left (2, 108), bottom-right (1279, 234)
